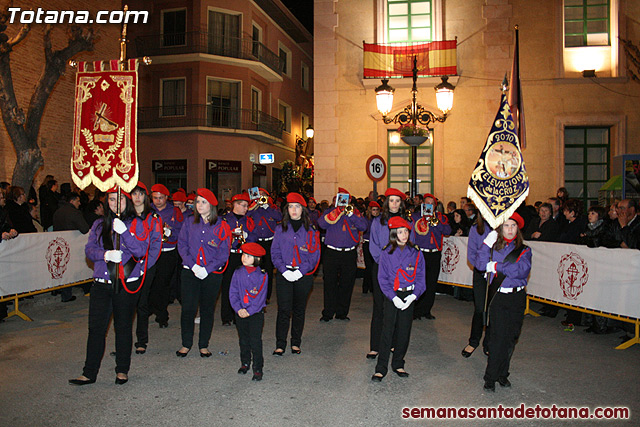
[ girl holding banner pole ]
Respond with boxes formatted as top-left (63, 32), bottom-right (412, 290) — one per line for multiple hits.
top-left (69, 188), bottom-right (149, 386)
top-left (478, 213), bottom-right (531, 392)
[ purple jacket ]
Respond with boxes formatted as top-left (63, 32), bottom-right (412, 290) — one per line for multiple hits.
top-left (368, 215), bottom-right (403, 263)
top-left (467, 224), bottom-right (491, 271)
top-left (247, 205), bottom-right (282, 239)
top-left (85, 217), bottom-right (149, 281)
top-left (229, 266), bottom-right (268, 315)
top-left (318, 207), bottom-right (368, 248)
top-left (130, 212), bottom-right (163, 269)
top-left (478, 240), bottom-right (532, 289)
top-left (363, 216), bottom-right (376, 241)
top-left (378, 245), bottom-right (426, 301)
top-left (271, 224), bottom-right (321, 275)
top-left (410, 212), bottom-right (452, 251)
top-left (153, 204), bottom-right (184, 250)
top-left (309, 209), bottom-right (321, 229)
top-left (222, 211), bottom-right (258, 250)
top-left (178, 217), bottom-right (232, 274)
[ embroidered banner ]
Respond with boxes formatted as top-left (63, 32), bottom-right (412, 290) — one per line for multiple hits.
top-left (467, 93), bottom-right (529, 230)
top-left (71, 59), bottom-right (139, 193)
top-left (363, 40), bottom-right (457, 78)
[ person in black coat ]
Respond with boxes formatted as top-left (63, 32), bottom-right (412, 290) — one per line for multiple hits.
top-left (524, 203), bottom-right (559, 242)
top-left (577, 205), bottom-right (607, 247)
top-left (558, 199), bottom-right (587, 244)
top-left (450, 209), bottom-right (471, 237)
top-left (40, 179), bottom-right (59, 231)
top-left (5, 186), bottom-right (36, 234)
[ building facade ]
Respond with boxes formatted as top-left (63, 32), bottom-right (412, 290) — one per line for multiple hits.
top-left (314, 0), bottom-right (640, 208)
top-left (130, 0), bottom-right (313, 201)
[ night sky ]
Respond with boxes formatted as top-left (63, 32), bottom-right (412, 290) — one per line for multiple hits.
top-left (281, 0), bottom-right (313, 33)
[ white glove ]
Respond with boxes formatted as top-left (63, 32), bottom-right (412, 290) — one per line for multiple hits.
top-left (192, 265), bottom-right (208, 280)
top-left (112, 218), bottom-right (127, 235)
top-left (164, 227), bottom-right (171, 237)
top-left (392, 296), bottom-right (404, 310)
top-left (104, 250), bottom-right (122, 263)
top-left (282, 270), bottom-right (297, 282)
top-left (483, 230), bottom-right (498, 247)
top-left (401, 294), bottom-right (417, 310)
top-left (234, 227), bottom-right (242, 235)
top-left (291, 270), bottom-right (303, 281)
top-left (242, 231), bottom-right (248, 240)
top-left (486, 261), bottom-right (497, 274)
top-left (261, 203), bottom-right (269, 209)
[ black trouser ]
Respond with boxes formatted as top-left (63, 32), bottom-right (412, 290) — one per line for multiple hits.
top-left (363, 242), bottom-right (374, 293)
top-left (236, 311), bottom-right (264, 372)
top-left (322, 247), bottom-right (357, 319)
top-left (469, 268), bottom-right (490, 350)
top-left (484, 288), bottom-right (526, 382)
top-left (169, 253), bottom-right (183, 303)
top-left (375, 289), bottom-right (415, 376)
top-left (258, 240), bottom-right (274, 301)
top-left (276, 273), bottom-right (313, 350)
top-left (180, 269), bottom-right (222, 349)
top-left (82, 280), bottom-right (140, 380)
top-left (369, 263), bottom-right (384, 352)
top-left (149, 249), bottom-right (179, 324)
top-left (135, 264), bottom-right (158, 348)
top-left (221, 252), bottom-right (243, 323)
top-left (414, 251), bottom-right (441, 317)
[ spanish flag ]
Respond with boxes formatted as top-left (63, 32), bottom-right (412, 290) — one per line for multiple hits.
top-left (363, 41), bottom-right (457, 78)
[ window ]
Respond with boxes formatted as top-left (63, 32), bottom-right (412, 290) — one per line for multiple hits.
top-left (161, 9), bottom-right (186, 47)
top-left (208, 10), bottom-right (240, 56)
top-left (301, 113), bottom-right (310, 137)
top-left (387, 0), bottom-right (433, 43)
top-left (207, 79), bottom-right (240, 127)
top-left (301, 62), bottom-right (310, 91)
top-left (252, 23), bottom-right (263, 58)
top-left (251, 87), bottom-right (262, 123)
top-left (564, 127), bottom-right (610, 210)
top-left (564, 0), bottom-right (610, 47)
top-left (387, 129), bottom-right (433, 194)
top-left (161, 78), bottom-right (185, 117)
top-left (278, 101), bottom-right (291, 133)
top-left (278, 42), bottom-right (292, 76)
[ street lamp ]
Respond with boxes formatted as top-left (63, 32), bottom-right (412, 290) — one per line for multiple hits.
top-left (375, 56), bottom-right (455, 198)
top-left (305, 124), bottom-right (314, 139)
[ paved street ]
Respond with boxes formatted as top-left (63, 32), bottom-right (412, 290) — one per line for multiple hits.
top-left (1, 273), bottom-right (638, 426)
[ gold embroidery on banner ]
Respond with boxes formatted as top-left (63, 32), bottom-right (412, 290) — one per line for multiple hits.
top-left (82, 128), bottom-right (124, 175)
top-left (111, 75), bottom-right (135, 174)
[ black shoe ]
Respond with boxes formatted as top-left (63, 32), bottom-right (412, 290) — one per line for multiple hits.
top-left (272, 349), bottom-right (284, 356)
top-left (498, 377), bottom-right (511, 388)
top-left (62, 296), bottom-right (77, 303)
top-left (68, 377), bottom-right (95, 386)
top-left (371, 374), bottom-right (384, 382)
top-left (238, 364), bottom-right (250, 374)
top-left (252, 371), bottom-right (263, 381)
top-left (319, 316), bottom-right (332, 322)
top-left (366, 352), bottom-right (378, 360)
top-left (483, 380), bottom-right (496, 392)
top-left (424, 313), bottom-right (435, 320)
top-left (159, 321), bottom-right (168, 328)
top-left (200, 350), bottom-right (212, 358)
top-left (483, 347), bottom-right (490, 356)
top-left (176, 348), bottom-right (190, 357)
top-left (291, 347), bottom-right (301, 354)
top-left (461, 345), bottom-right (476, 358)
top-left (115, 375), bottom-right (128, 385)
top-left (135, 346), bottom-right (146, 355)
top-left (393, 369), bottom-right (409, 378)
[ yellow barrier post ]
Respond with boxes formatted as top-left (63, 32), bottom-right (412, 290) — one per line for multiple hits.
top-left (616, 320), bottom-right (640, 350)
top-left (6, 296), bottom-right (32, 321)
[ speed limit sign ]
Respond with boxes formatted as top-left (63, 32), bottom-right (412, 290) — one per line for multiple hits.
top-left (366, 155), bottom-right (386, 182)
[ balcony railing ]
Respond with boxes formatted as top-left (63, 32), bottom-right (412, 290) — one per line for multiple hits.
top-left (138, 105), bottom-right (284, 139)
top-left (134, 32), bottom-right (283, 74)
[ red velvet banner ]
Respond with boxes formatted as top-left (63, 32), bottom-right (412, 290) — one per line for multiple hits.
top-left (71, 59), bottom-right (139, 192)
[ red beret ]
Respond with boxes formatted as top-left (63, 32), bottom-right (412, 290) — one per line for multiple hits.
top-left (177, 188), bottom-right (186, 194)
top-left (106, 186), bottom-right (131, 199)
top-left (308, 197), bottom-right (317, 204)
top-left (286, 192), bottom-right (307, 207)
top-left (197, 188), bottom-right (218, 206)
top-left (187, 194), bottom-right (196, 202)
top-left (151, 184), bottom-right (170, 196)
top-left (388, 216), bottom-right (412, 230)
top-left (369, 201), bottom-right (381, 208)
top-left (385, 188), bottom-right (407, 200)
top-left (172, 191), bottom-right (187, 202)
top-left (232, 193), bottom-right (250, 203)
top-left (241, 242), bottom-right (266, 257)
top-left (259, 188), bottom-right (269, 196)
top-left (423, 193), bottom-right (437, 201)
top-left (509, 212), bottom-right (525, 229)
top-left (338, 187), bottom-right (349, 195)
top-left (135, 182), bottom-right (148, 194)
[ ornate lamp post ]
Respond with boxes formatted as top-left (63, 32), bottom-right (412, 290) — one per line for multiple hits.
top-left (375, 56), bottom-right (455, 198)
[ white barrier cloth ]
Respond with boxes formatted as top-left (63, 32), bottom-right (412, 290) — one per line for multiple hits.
top-left (437, 237), bottom-right (640, 319)
top-left (0, 231), bottom-right (92, 296)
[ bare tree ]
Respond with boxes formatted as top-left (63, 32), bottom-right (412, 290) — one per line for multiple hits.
top-left (0, 6), bottom-right (95, 189)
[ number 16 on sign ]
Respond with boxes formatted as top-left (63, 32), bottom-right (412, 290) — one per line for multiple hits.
top-left (366, 155), bottom-right (386, 199)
